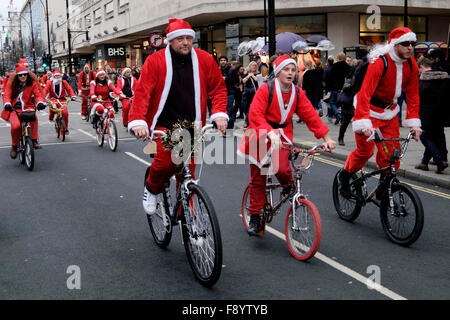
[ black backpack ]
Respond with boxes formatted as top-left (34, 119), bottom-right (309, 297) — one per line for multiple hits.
top-left (351, 55), bottom-right (412, 95)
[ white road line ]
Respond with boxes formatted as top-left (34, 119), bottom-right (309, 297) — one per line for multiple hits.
top-left (125, 151), bottom-right (151, 166)
top-left (77, 128), bottom-right (96, 139)
top-left (263, 225), bottom-right (407, 300)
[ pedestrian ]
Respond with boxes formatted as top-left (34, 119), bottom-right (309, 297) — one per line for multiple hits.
top-left (233, 63), bottom-right (245, 119)
top-left (339, 27), bottom-right (422, 199)
top-left (225, 59), bottom-right (241, 130)
top-left (336, 68), bottom-right (356, 146)
top-left (414, 56), bottom-right (449, 173)
top-left (241, 61), bottom-right (259, 128)
top-left (302, 59), bottom-right (324, 117)
top-left (323, 56), bottom-right (334, 123)
top-left (131, 66), bottom-right (140, 80)
top-left (77, 64), bottom-right (96, 120)
top-left (326, 52), bottom-right (350, 125)
top-left (218, 55), bottom-right (236, 132)
top-left (254, 55), bottom-right (269, 79)
top-left (428, 48), bottom-right (450, 74)
top-left (128, 18), bottom-right (228, 215)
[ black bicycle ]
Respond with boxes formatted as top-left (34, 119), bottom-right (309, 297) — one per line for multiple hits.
top-left (332, 129), bottom-right (424, 246)
top-left (13, 109), bottom-right (36, 171)
top-left (143, 124), bottom-right (222, 287)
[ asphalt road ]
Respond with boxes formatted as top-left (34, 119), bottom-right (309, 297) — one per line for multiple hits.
top-left (0, 100), bottom-right (449, 300)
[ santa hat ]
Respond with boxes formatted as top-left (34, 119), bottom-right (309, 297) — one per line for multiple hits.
top-left (53, 69), bottom-right (63, 76)
top-left (273, 55), bottom-right (297, 76)
top-left (368, 27), bottom-right (417, 63)
top-left (15, 63), bottom-right (29, 75)
top-left (121, 67), bottom-right (131, 76)
top-left (164, 18), bottom-right (195, 45)
top-left (96, 69), bottom-right (106, 77)
top-left (19, 58), bottom-right (29, 67)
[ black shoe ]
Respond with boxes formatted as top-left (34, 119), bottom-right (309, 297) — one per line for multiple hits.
top-left (436, 162), bottom-right (447, 174)
top-left (248, 214), bottom-right (262, 236)
top-left (338, 139), bottom-right (345, 146)
top-left (339, 170), bottom-right (352, 200)
top-left (376, 173), bottom-right (389, 200)
top-left (334, 117), bottom-right (341, 125)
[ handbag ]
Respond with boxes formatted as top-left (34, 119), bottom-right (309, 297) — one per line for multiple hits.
top-left (20, 111), bottom-right (36, 123)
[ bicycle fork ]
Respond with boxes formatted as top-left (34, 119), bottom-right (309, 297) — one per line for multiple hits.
top-left (291, 176), bottom-right (306, 231)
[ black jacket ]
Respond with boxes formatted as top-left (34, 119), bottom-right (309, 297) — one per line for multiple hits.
top-left (326, 60), bottom-right (350, 91)
top-left (302, 68), bottom-right (324, 100)
top-left (419, 70), bottom-right (450, 129)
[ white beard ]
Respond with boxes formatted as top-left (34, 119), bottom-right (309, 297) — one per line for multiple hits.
top-left (52, 78), bottom-right (62, 85)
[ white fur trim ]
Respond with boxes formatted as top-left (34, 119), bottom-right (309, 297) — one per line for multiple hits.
top-left (393, 54), bottom-right (403, 101)
top-left (191, 49), bottom-right (201, 126)
top-left (17, 70), bottom-right (29, 75)
top-left (127, 120), bottom-right (149, 134)
top-left (368, 43), bottom-right (393, 64)
top-left (390, 32), bottom-right (417, 46)
top-left (236, 147), bottom-right (273, 168)
top-left (210, 112), bottom-right (229, 122)
top-left (402, 118), bottom-right (421, 128)
top-left (369, 105), bottom-right (400, 121)
top-left (274, 58), bottom-right (297, 76)
top-left (121, 68), bottom-right (131, 75)
top-left (166, 29), bottom-right (196, 41)
top-left (275, 78), bottom-right (295, 123)
top-left (352, 119), bottom-right (373, 132)
top-left (96, 70), bottom-right (106, 77)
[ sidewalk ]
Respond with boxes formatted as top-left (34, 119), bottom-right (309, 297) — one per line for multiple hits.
top-left (232, 114), bottom-right (450, 190)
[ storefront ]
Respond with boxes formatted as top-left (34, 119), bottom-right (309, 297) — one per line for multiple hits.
top-left (95, 44), bottom-right (127, 70)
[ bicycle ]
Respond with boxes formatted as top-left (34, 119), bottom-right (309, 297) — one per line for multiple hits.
top-left (143, 124), bottom-right (223, 287)
top-left (13, 109), bottom-right (36, 171)
top-left (85, 95), bottom-right (91, 123)
top-left (332, 129), bottom-right (424, 246)
top-left (241, 143), bottom-right (328, 261)
top-left (48, 98), bottom-right (70, 142)
top-left (93, 95), bottom-right (118, 152)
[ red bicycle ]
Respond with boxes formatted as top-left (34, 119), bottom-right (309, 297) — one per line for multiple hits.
top-left (94, 95), bottom-right (118, 152)
top-left (241, 144), bottom-right (328, 261)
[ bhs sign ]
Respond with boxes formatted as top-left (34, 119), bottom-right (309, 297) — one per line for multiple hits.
top-left (105, 46), bottom-right (126, 58)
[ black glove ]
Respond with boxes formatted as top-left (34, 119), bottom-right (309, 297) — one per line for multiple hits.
top-left (4, 103), bottom-right (12, 112)
top-left (37, 102), bottom-right (46, 111)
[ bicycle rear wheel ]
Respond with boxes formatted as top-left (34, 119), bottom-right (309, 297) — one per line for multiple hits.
top-left (18, 137), bottom-right (26, 164)
top-left (241, 184), bottom-right (250, 230)
top-left (55, 119), bottom-right (60, 139)
top-left (380, 183), bottom-right (424, 246)
top-left (24, 136), bottom-right (34, 171)
top-left (107, 119), bottom-right (118, 152)
top-left (60, 119), bottom-right (66, 142)
top-left (96, 121), bottom-right (104, 147)
top-left (182, 184), bottom-right (222, 287)
top-left (332, 170), bottom-right (362, 222)
top-left (285, 198), bottom-right (321, 261)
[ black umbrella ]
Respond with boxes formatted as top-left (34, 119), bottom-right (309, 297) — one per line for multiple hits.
top-left (306, 35), bottom-right (329, 44)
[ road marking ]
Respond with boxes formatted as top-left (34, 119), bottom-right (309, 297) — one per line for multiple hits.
top-left (125, 151), bottom-right (151, 166)
top-left (77, 128), bottom-right (96, 139)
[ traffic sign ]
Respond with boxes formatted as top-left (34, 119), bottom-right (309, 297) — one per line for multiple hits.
top-left (150, 33), bottom-right (164, 48)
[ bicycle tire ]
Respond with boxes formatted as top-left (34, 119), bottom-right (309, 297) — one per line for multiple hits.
top-left (380, 183), bottom-right (424, 246)
top-left (108, 119), bottom-right (118, 152)
top-left (285, 198), bottom-right (321, 261)
top-left (60, 119), bottom-right (66, 142)
top-left (55, 118), bottom-right (60, 139)
top-left (25, 136), bottom-right (34, 171)
top-left (332, 170), bottom-right (362, 222)
top-left (18, 137), bottom-right (25, 164)
top-left (96, 121), bottom-right (104, 147)
top-left (181, 184), bottom-right (222, 287)
top-left (145, 165), bottom-right (172, 248)
top-left (241, 184), bottom-right (250, 230)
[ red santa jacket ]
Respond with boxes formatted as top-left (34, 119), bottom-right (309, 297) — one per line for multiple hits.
top-left (90, 79), bottom-right (120, 101)
top-left (44, 79), bottom-right (76, 100)
top-left (1, 78), bottom-right (45, 121)
top-left (78, 69), bottom-right (96, 92)
top-left (237, 79), bottom-right (329, 167)
top-left (127, 47), bottom-right (228, 132)
top-left (116, 76), bottom-right (138, 97)
top-left (353, 50), bottom-right (420, 131)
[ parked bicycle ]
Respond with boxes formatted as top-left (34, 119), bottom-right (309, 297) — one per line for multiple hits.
top-left (48, 98), bottom-right (70, 142)
top-left (241, 143), bottom-right (328, 261)
top-left (143, 124), bottom-right (222, 287)
top-left (332, 129), bottom-right (424, 246)
top-left (13, 109), bottom-right (36, 171)
top-left (94, 95), bottom-right (118, 152)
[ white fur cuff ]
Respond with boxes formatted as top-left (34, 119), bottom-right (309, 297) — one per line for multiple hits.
top-left (127, 120), bottom-right (149, 134)
top-left (352, 119), bottom-right (373, 132)
top-left (402, 118), bottom-right (421, 128)
top-left (210, 112), bottom-right (229, 122)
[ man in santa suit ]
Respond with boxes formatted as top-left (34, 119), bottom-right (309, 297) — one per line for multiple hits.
top-left (44, 69), bottom-right (76, 134)
top-left (1, 71), bottom-right (10, 96)
top-left (237, 55), bottom-right (336, 236)
top-left (41, 70), bottom-right (53, 87)
top-left (130, 18), bottom-right (228, 215)
top-left (339, 27), bottom-right (422, 198)
top-left (116, 67), bottom-right (137, 128)
top-left (78, 64), bottom-right (96, 120)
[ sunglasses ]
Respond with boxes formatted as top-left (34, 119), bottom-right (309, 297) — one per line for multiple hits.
top-left (399, 41), bottom-right (416, 47)
top-left (18, 74), bottom-right (28, 77)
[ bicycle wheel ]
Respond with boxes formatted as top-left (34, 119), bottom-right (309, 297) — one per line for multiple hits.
top-left (145, 166), bottom-right (172, 248)
top-left (24, 136), bottom-right (34, 171)
top-left (285, 198), bottom-right (321, 261)
top-left (107, 119), bottom-right (118, 152)
top-left (380, 183), bottom-right (424, 246)
top-left (60, 119), bottom-right (66, 142)
top-left (18, 137), bottom-right (25, 164)
top-left (55, 118), bottom-right (60, 139)
top-left (182, 184), bottom-right (222, 287)
top-left (241, 184), bottom-right (250, 230)
top-left (332, 170), bottom-right (362, 222)
top-left (96, 121), bottom-right (104, 147)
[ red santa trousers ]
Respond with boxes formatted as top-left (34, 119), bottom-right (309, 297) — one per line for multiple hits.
top-left (80, 89), bottom-right (90, 116)
top-left (121, 98), bottom-right (132, 126)
top-left (10, 110), bottom-right (39, 146)
top-left (344, 117), bottom-right (401, 173)
top-left (49, 102), bottom-right (69, 130)
top-left (146, 130), bottom-right (196, 195)
top-left (248, 148), bottom-right (293, 215)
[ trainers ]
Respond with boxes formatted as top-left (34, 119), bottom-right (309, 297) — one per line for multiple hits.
top-left (415, 163), bottom-right (429, 171)
top-left (32, 140), bottom-right (42, 149)
top-left (339, 170), bottom-right (352, 200)
top-left (10, 146), bottom-right (18, 159)
top-left (143, 187), bottom-right (158, 215)
top-left (81, 116), bottom-right (87, 120)
top-left (247, 214), bottom-right (262, 236)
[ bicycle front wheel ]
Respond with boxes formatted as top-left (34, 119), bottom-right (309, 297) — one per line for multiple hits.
top-left (25, 136), bottom-right (34, 171)
top-left (241, 184), bottom-right (250, 230)
top-left (96, 122), bottom-right (104, 147)
top-left (107, 119), bottom-right (118, 152)
top-left (380, 183), bottom-right (424, 246)
top-left (332, 170), bottom-right (362, 222)
top-left (60, 119), bottom-right (66, 142)
top-left (285, 198), bottom-right (321, 261)
top-left (182, 184), bottom-right (222, 287)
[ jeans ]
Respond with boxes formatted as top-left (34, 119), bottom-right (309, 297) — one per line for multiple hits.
top-left (226, 94), bottom-right (235, 129)
top-left (242, 87), bottom-right (256, 125)
top-left (328, 90), bottom-right (342, 120)
top-left (397, 91), bottom-right (406, 126)
top-left (420, 128), bottom-right (446, 165)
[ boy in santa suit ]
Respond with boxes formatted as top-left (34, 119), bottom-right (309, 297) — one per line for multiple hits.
top-left (78, 64), bottom-right (96, 120)
top-left (44, 69), bottom-right (76, 134)
top-left (339, 27), bottom-right (422, 199)
top-left (116, 67), bottom-right (137, 128)
top-left (1, 63), bottom-right (47, 157)
top-left (129, 18), bottom-right (228, 215)
top-left (41, 70), bottom-right (52, 87)
top-left (237, 55), bottom-right (336, 236)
